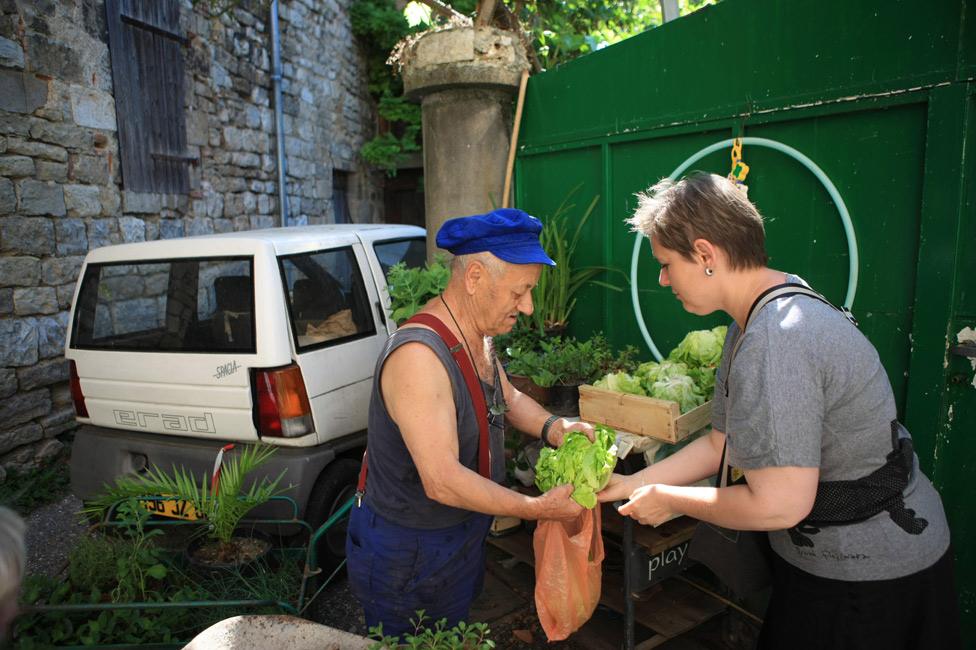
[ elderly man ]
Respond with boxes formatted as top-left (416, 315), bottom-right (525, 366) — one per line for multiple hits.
top-left (0, 506), bottom-right (26, 643)
top-left (346, 208), bottom-right (592, 637)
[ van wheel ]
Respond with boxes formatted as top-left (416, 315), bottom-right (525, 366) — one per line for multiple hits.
top-left (304, 458), bottom-right (361, 576)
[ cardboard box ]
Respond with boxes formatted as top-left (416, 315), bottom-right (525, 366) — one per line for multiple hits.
top-left (578, 384), bottom-right (712, 444)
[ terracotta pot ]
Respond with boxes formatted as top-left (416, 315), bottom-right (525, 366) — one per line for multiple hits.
top-left (508, 373), bottom-right (552, 405)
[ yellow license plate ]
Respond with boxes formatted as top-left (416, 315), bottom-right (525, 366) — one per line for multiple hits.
top-left (141, 497), bottom-right (200, 521)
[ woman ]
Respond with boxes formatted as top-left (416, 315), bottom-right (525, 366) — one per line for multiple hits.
top-left (598, 172), bottom-right (960, 649)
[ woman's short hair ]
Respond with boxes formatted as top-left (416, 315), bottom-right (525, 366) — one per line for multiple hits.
top-left (627, 172), bottom-right (768, 270)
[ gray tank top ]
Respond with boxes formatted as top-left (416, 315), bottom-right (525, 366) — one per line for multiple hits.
top-left (363, 326), bottom-right (506, 529)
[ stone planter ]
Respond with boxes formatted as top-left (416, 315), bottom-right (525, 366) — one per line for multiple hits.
top-left (397, 25), bottom-right (530, 260)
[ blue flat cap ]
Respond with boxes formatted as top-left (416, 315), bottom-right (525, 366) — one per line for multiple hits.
top-left (436, 208), bottom-right (556, 266)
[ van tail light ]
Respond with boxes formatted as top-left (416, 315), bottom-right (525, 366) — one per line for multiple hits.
top-left (69, 360), bottom-right (89, 418)
top-left (253, 364), bottom-right (313, 438)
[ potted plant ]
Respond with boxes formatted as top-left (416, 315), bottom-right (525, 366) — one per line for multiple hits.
top-left (504, 335), bottom-right (637, 415)
top-left (85, 445), bottom-right (288, 569)
top-left (531, 188), bottom-right (625, 337)
top-left (386, 255), bottom-right (450, 324)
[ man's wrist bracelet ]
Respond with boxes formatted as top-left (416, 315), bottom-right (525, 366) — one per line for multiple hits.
top-left (540, 414), bottom-right (560, 446)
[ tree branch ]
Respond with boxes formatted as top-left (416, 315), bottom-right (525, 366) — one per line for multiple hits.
top-left (416, 0), bottom-right (471, 24)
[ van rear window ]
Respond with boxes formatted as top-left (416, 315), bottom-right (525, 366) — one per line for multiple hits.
top-left (71, 257), bottom-right (255, 353)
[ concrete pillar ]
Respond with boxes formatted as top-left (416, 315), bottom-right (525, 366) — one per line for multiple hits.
top-left (400, 26), bottom-right (529, 261)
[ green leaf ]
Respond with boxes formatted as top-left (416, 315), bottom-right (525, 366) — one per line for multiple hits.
top-left (146, 563), bottom-right (168, 580)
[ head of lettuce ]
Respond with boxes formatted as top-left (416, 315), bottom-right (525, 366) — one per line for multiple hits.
top-left (535, 425), bottom-right (618, 508)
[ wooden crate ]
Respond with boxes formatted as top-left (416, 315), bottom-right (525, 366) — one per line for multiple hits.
top-left (578, 385), bottom-right (712, 444)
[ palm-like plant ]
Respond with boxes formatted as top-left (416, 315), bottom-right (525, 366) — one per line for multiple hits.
top-left (532, 189), bottom-right (624, 335)
top-left (85, 445), bottom-right (288, 555)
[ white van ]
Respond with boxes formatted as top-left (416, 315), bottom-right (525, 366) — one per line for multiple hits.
top-left (66, 224), bottom-right (426, 563)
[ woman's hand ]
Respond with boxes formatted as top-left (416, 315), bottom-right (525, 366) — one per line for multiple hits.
top-left (597, 473), bottom-right (639, 503)
top-left (616, 484), bottom-right (676, 527)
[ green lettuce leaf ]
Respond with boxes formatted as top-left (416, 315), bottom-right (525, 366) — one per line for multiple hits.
top-left (534, 425), bottom-right (618, 508)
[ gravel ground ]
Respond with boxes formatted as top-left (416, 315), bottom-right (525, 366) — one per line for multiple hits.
top-left (24, 493), bottom-right (87, 579)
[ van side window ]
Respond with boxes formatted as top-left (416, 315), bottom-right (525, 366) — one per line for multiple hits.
top-left (71, 257), bottom-right (254, 353)
top-left (280, 247), bottom-right (376, 350)
top-left (373, 237), bottom-right (426, 275)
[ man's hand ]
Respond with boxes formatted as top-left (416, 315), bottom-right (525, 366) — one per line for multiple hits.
top-left (547, 418), bottom-right (595, 446)
top-left (531, 484), bottom-right (585, 521)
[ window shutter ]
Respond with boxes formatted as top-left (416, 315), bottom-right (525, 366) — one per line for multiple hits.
top-left (105, 0), bottom-right (191, 194)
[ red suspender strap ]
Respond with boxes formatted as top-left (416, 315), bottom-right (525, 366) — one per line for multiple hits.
top-left (355, 313), bottom-right (493, 499)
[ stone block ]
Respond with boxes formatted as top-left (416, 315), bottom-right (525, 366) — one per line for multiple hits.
top-left (34, 438), bottom-right (64, 462)
top-left (1, 217), bottom-right (55, 255)
top-left (70, 153), bottom-right (110, 184)
top-left (29, 120), bottom-right (92, 150)
top-left (0, 288), bottom-right (11, 315)
top-left (99, 186), bottom-right (121, 216)
top-left (0, 69), bottom-right (48, 114)
top-left (50, 383), bottom-right (72, 407)
top-left (39, 406), bottom-right (76, 438)
top-left (17, 358), bottom-right (69, 391)
top-left (186, 217), bottom-right (212, 236)
top-left (34, 311), bottom-right (69, 359)
top-left (0, 177), bottom-right (13, 213)
top-left (0, 35), bottom-right (24, 69)
top-left (56, 283), bottom-right (73, 309)
top-left (119, 216), bottom-right (145, 242)
top-left (63, 183), bottom-right (101, 217)
top-left (0, 318), bottom-right (38, 366)
top-left (159, 219), bottom-right (184, 239)
top-left (87, 218), bottom-right (119, 249)
top-left (0, 257), bottom-right (40, 287)
top-left (123, 191), bottom-right (162, 214)
top-left (55, 218), bottom-right (88, 255)
top-left (0, 155), bottom-right (35, 177)
top-left (69, 86), bottom-right (116, 130)
top-left (186, 109), bottom-right (208, 146)
top-left (13, 286), bottom-right (57, 315)
top-left (28, 34), bottom-right (83, 82)
top-left (18, 179), bottom-right (65, 216)
top-left (0, 114), bottom-right (29, 137)
top-left (0, 444), bottom-right (35, 470)
top-left (0, 368), bottom-right (15, 399)
top-left (0, 421), bottom-right (45, 456)
top-left (41, 255), bottom-right (83, 286)
top-left (6, 137), bottom-right (66, 162)
top-left (35, 160), bottom-right (67, 181)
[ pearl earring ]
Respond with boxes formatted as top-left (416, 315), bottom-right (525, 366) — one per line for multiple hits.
top-left (705, 267), bottom-right (714, 277)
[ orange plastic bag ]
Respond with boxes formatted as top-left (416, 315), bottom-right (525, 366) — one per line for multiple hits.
top-left (533, 506), bottom-right (604, 641)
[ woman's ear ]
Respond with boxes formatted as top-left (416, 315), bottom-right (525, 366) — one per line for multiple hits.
top-left (692, 238), bottom-right (718, 268)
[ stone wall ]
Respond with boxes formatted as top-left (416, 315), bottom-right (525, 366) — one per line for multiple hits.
top-left (0, 0), bottom-right (383, 477)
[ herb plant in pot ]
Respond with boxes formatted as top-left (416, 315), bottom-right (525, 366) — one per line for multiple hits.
top-left (86, 445), bottom-right (288, 571)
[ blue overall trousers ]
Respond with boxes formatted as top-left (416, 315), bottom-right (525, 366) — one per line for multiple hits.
top-left (345, 500), bottom-right (493, 638)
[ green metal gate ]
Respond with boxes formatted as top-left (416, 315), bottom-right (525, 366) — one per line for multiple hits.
top-left (514, 0), bottom-right (976, 642)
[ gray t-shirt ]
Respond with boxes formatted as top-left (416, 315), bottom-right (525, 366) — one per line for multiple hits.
top-left (710, 275), bottom-right (950, 581)
top-left (364, 327), bottom-right (506, 530)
